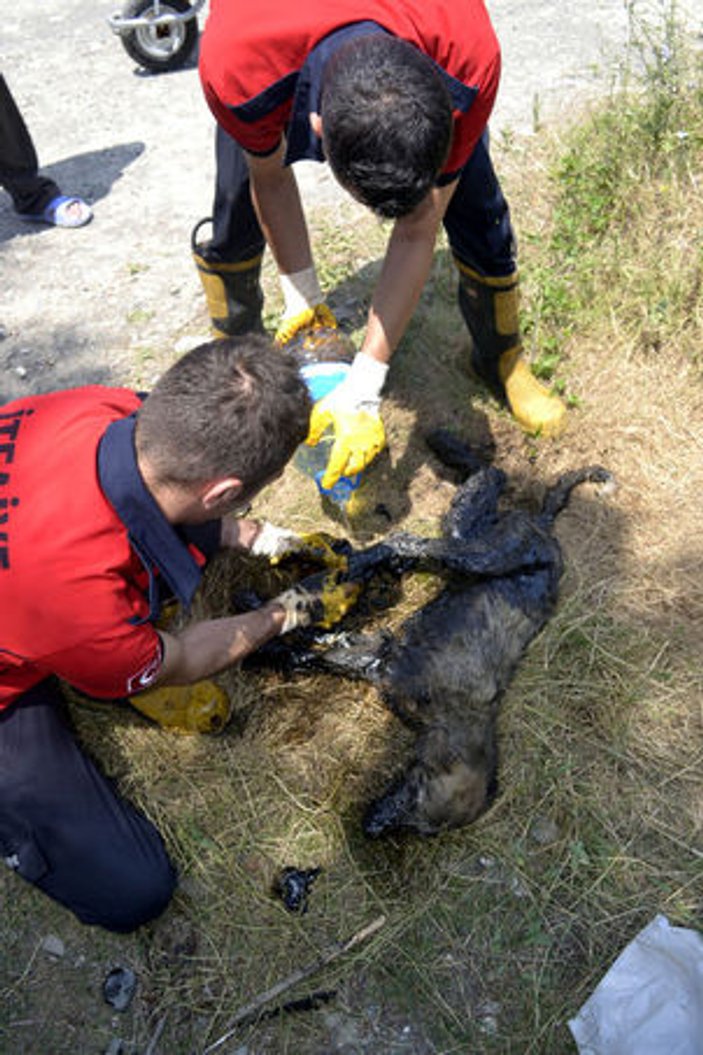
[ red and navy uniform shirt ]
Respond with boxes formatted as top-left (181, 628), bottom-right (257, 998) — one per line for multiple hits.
top-left (199, 0), bottom-right (501, 180)
top-left (0, 388), bottom-right (220, 710)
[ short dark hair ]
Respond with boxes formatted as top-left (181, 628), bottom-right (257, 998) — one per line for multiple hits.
top-left (321, 34), bottom-right (452, 219)
top-left (135, 336), bottom-right (311, 488)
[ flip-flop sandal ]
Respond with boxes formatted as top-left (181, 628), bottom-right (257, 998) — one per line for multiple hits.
top-left (19, 194), bottom-right (93, 228)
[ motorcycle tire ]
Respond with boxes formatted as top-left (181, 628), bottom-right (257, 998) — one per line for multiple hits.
top-left (119, 0), bottom-right (199, 73)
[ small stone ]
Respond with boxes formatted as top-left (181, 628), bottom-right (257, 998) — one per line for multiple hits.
top-left (14, 366), bottom-right (27, 378)
top-left (41, 934), bottom-right (65, 958)
top-left (476, 1000), bottom-right (501, 1035)
top-left (509, 875), bottom-right (529, 898)
top-left (323, 1011), bottom-right (362, 1047)
top-left (529, 816), bottom-right (560, 846)
top-left (103, 966), bottom-right (137, 1012)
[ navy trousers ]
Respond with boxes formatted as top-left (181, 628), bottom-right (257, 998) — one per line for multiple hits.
top-left (0, 75), bottom-right (59, 216)
top-left (0, 680), bottom-right (176, 932)
top-left (206, 124), bottom-right (516, 277)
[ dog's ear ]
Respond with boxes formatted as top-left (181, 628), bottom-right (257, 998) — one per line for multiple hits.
top-left (363, 714), bottom-right (499, 838)
top-left (362, 754), bottom-right (493, 838)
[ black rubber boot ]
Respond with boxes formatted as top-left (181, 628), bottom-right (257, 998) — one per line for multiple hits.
top-left (191, 218), bottom-right (264, 337)
top-left (455, 259), bottom-right (566, 437)
top-left (456, 261), bottom-right (521, 397)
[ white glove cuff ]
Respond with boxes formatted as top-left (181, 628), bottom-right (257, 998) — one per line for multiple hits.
top-left (250, 521), bottom-right (299, 559)
top-left (342, 353), bottom-right (389, 413)
top-left (280, 267), bottom-right (323, 320)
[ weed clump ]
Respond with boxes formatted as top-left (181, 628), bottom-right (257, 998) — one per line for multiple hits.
top-left (521, 1), bottom-right (703, 380)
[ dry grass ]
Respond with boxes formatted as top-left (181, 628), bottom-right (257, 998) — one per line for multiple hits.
top-left (2, 21), bottom-right (703, 1055)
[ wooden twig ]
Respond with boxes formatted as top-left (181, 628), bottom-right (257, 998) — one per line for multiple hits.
top-left (201, 914), bottom-right (386, 1054)
top-left (144, 1012), bottom-right (168, 1055)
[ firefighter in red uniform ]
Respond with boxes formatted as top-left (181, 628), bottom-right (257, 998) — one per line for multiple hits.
top-left (193, 0), bottom-right (567, 495)
top-left (0, 336), bottom-right (358, 932)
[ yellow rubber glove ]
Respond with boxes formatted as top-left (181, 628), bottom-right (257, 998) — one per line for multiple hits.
top-left (274, 570), bottom-right (361, 633)
top-left (307, 403), bottom-right (386, 490)
top-left (274, 303), bottom-right (339, 348)
top-left (294, 532), bottom-right (349, 572)
top-left (129, 680), bottom-right (232, 735)
top-left (305, 351), bottom-right (389, 490)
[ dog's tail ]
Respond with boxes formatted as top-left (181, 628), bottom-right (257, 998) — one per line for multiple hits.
top-left (540, 466), bottom-right (614, 524)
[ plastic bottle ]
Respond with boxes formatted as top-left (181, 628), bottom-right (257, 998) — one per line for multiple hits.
top-left (288, 329), bottom-right (362, 508)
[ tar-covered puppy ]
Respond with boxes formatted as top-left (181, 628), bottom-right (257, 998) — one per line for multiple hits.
top-left (248, 431), bottom-right (612, 838)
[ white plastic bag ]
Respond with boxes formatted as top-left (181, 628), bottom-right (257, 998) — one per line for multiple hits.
top-left (569, 914), bottom-right (703, 1055)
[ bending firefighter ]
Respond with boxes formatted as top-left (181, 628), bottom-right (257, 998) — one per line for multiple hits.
top-left (192, 0), bottom-right (567, 492)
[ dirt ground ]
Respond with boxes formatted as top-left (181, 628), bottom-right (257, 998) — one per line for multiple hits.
top-left (5, 0), bottom-right (701, 402)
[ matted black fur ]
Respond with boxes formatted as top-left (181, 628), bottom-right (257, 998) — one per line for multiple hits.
top-left (247, 431), bottom-right (612, 837)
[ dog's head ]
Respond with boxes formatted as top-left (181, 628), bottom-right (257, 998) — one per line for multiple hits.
top-left (363, 740), bottom-right (497, 838)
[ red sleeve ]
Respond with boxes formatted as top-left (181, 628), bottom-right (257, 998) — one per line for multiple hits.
top-left (442, 52), bottom-right (501, 176)
top-left (201, 77), bottom-right (289, 156)
top-left (44, 621), bottom-right (164, 700)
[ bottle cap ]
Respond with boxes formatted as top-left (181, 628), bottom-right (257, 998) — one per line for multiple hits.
top-left (314, 469), bottom-right (361, 507)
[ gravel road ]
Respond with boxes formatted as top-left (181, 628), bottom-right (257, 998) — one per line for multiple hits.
top-left (1, 0), bottom-right (701, 403)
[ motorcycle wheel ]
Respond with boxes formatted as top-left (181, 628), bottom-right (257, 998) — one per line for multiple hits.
top-left (119, 0), bottom-right (199, 73)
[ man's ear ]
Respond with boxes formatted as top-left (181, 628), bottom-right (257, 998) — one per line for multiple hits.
top-left (201, 477), bottom-right (243, 511)
top-left (310, 112), bottom-right (323, 139)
